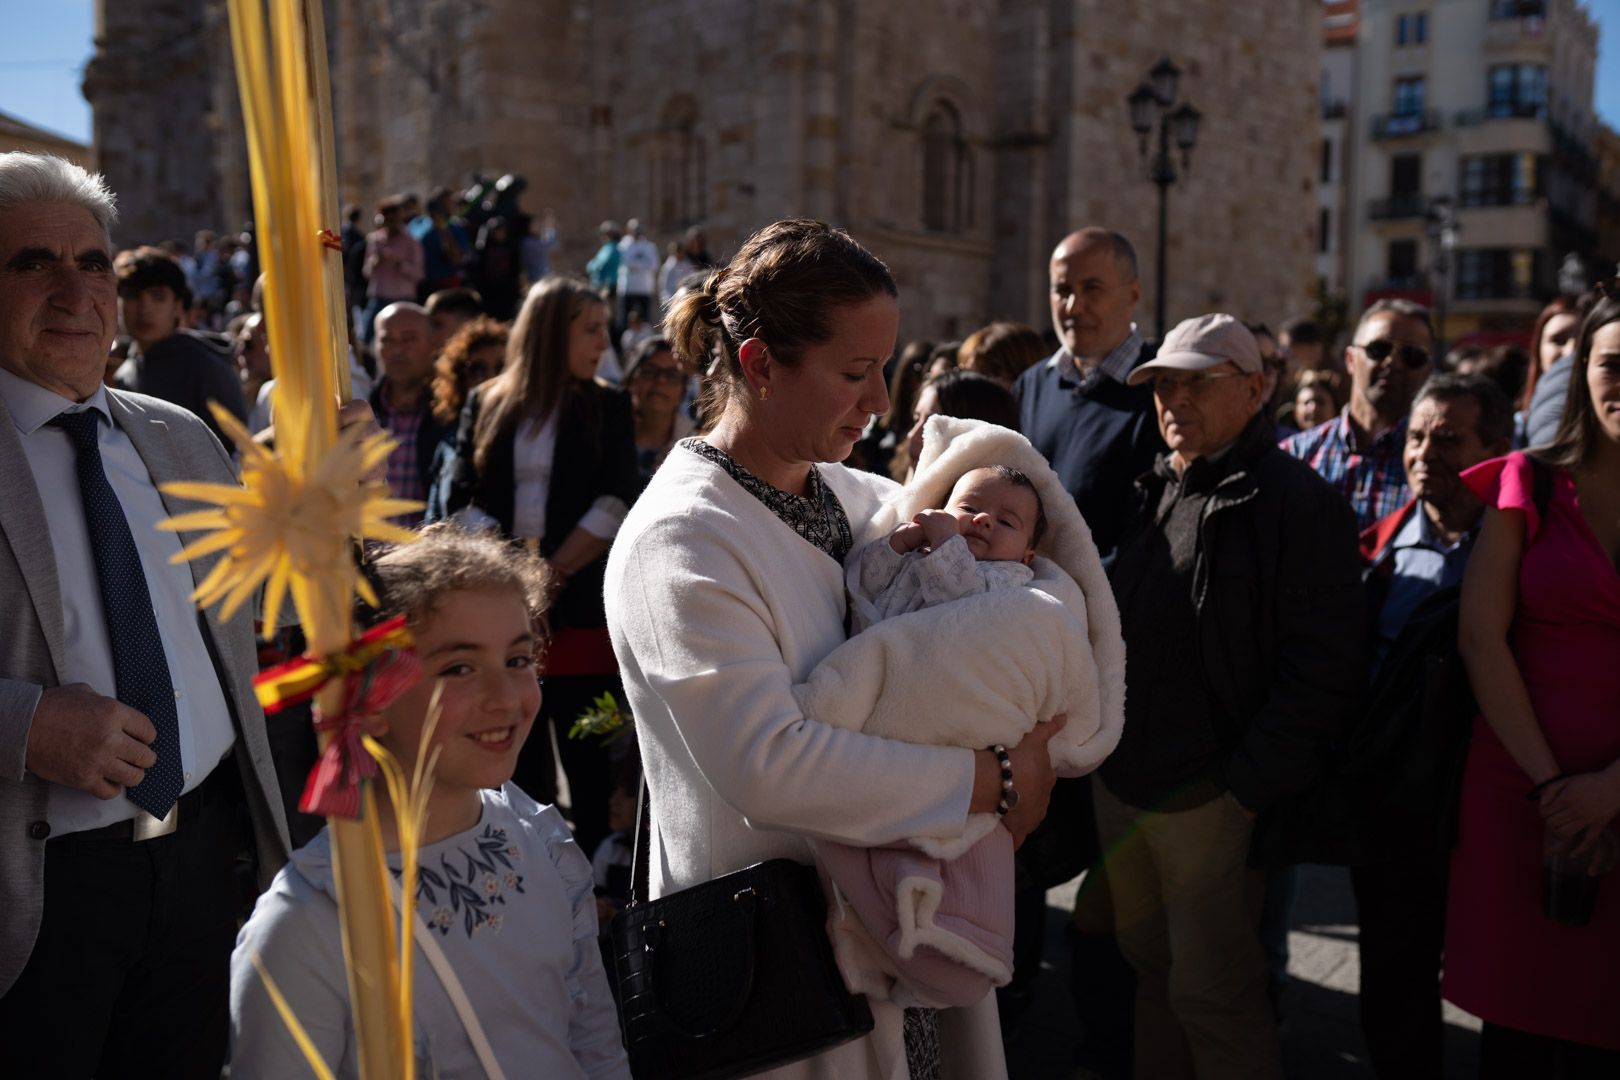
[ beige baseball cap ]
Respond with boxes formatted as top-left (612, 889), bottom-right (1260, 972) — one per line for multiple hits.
top-left (1126, 313), bottom-right (1262, 386)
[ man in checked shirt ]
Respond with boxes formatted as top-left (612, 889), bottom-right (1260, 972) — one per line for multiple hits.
top-left (1281, 299), bottom-right (1436, 530)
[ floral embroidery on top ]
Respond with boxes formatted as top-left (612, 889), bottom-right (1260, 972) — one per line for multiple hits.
top-left (681, 438), bottom-right (853, 563)
top-left (393, 824), bottom-right (526, 938)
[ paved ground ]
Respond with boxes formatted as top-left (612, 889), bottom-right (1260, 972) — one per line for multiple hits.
top-left (1005, 864), bottom-right (1482, 1079)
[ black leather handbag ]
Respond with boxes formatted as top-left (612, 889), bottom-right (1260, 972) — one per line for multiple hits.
top-left (609, 786), bottom-right (875, 1079)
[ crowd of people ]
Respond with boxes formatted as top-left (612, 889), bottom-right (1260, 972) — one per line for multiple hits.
top-left (1, 147), bottom-right (1617, 1080)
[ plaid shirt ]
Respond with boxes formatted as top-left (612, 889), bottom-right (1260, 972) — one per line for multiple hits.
top-left (1280, 411), bottom-right (1410, 531)
top-left (373, 389), bottom-right (427, 526)
top-left (1048, 326), bottom-right (1145, 392)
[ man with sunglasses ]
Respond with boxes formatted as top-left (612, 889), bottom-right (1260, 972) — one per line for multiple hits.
top-left (1281, 299), bottom-right (1435, 530)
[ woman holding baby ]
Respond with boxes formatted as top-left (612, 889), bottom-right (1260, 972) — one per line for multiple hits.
top-left (605, 219), bottom-right (1066, 1079)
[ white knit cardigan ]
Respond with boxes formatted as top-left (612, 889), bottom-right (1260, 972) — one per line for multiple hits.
top-left (605, 445), bottom-right (1006, 1080)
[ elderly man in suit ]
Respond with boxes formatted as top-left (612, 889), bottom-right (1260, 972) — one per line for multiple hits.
top-left (0, 152), bottom-right (290, 1077)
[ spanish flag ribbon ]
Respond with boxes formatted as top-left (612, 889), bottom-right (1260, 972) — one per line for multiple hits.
top-left (298, 640), bottom-right (421, 819)
top-left (253, 614), bottom-right (414, 714)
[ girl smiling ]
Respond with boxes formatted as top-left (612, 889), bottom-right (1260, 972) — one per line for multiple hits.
top-left (230, 525), bottom-right (629, 1079)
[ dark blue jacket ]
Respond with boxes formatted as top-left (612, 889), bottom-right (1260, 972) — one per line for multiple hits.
top-left (1012, 344), bottom-right (1162, 562)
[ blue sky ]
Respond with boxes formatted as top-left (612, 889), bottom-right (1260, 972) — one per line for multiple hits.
top-left (3, 0), bottom-right (1620, 144)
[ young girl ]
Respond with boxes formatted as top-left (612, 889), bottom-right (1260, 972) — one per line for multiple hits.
top-left (229, 525), bottom-right (630, 1079)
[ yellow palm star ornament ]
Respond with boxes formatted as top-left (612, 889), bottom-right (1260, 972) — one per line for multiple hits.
top-left (159, 404), bottom-right (420, 634)
top-left (153, 1), bottom-right (434, 1076)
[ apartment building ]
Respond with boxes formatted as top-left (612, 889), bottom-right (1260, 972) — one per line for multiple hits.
top-left (1346, 0), bottom-right (1599, 343)
top-left (1318, 1), bottom-right (1359, 294)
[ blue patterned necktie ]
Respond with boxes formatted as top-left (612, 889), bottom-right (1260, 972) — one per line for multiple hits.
top-left (51, 409), bottom-right (184, 818)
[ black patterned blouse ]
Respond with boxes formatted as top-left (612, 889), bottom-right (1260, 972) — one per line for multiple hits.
top-left (681, 438), bottom-right (854, 564)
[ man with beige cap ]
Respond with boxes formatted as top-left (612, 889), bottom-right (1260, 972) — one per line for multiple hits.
top-left (1096, 313), bottom-right (1364, 1079)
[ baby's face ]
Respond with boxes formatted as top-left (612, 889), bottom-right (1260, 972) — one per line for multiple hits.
top-left (943, 469), bottom-right (1039, 564)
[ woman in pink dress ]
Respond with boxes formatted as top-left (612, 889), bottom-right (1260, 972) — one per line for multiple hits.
top-left (1450, 293), bottom-right (1620, 1076)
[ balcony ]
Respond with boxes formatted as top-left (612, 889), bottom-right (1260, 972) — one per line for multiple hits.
top-left (1362, 278), bottom-right (1435, 310)
top-left (1456, 102), bottom-right (1548, 127)
top-left (1368, 193), bottom-right (1430, 220)
top-left (1321, 99), bottom-right (1347, 121)
top-left (1488, 0), bottom-right (1545, 19)
top-left (1372, 111), bottom-right (1441, 140)
top-left (1458, 189), bottom-right (1538, 209)
top-left (1455, 282), bottom-right (1540, 302)
top-left (1486, 3), bottom-right (1549, 50)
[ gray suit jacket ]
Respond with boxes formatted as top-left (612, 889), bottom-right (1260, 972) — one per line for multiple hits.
top-left (0, 387), bottom-right (291, 997)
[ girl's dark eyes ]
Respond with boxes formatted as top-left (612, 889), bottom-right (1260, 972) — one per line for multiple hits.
top-left (441, 654), bottom-right (534, 676)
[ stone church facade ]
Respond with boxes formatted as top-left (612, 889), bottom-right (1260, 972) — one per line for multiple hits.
top-left (87, 0), bottom-right (1322, 340)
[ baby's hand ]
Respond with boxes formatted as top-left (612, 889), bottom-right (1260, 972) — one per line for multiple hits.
top-left (913, 509), bottom-right (962, 550)
top-left (889, 521), bottom-right (927, 553)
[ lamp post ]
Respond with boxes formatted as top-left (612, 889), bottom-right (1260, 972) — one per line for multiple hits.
top-left (1128, 59), bottom-right (1201, 341)
top-left (1425, 195), bottom-right (1458, 352)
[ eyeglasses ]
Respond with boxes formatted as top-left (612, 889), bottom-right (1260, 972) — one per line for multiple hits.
top-left (633, 365), bottom-right (688, 384)
top-left (1357, 339), bottom-right (1431, 370)
top-left (1152, 370), bottom-right (1247, 395)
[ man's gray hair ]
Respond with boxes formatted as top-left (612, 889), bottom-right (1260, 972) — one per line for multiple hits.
top-left (0, 152), bottom-right (118, 235)
top-left (1414, 372), bottom-right (1515, 450)
top-left (1355, 298), bottom-right (1435, 345)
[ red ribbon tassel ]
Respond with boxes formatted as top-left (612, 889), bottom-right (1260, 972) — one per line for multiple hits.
top-left (298, 644), bottom-right (423, 818)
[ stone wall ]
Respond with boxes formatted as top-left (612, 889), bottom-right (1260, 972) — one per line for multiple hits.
top-left (90, 0), bottom-right (1321, 340)
top-left (84, 0), bottom-right (225, 245)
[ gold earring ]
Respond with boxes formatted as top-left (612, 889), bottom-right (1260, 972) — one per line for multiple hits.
top-left (759, 385), bottom-right (770, 402)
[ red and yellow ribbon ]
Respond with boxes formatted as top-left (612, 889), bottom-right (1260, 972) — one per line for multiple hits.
top-left (252, 615), bottom-right (422, 819)
top-left (254, 614), bottom-right (413, 714)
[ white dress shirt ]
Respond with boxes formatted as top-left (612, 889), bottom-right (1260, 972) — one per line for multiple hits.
top-left (0, 368), bottom-right (236, 834)
top-left (510, 411), bottom-right (624, 543)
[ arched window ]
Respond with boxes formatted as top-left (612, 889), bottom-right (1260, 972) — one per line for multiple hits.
top-left (922, 101), bottom-right (970, 233)
top-left (653, 97), bottom-right (705, 230)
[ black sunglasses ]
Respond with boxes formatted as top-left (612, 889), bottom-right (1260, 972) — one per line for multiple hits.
top-left (1358, 338), bottom-right (1431, 370)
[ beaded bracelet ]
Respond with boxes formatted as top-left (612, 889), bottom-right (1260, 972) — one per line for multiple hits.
top-left (991, 744), bottom-right (1019, 816)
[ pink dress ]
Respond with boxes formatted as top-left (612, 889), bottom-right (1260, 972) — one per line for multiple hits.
top-left (1442, 452), bottom-right (1620, 1049)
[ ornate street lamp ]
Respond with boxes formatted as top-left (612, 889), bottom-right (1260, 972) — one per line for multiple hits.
top-left (1126, 59), bottom-right (1201, 341)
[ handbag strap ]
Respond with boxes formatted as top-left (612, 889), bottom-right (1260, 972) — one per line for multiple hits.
top-left (629, 778), bottom-right (651, 907)
top-left (387, 874), bottom-right (509, 1080)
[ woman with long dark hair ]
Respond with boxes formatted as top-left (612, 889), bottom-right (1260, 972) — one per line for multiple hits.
top-left (1450, 294), bottom-right (1620, 1075)
top-left (443, 277), bottom-right (637, 853)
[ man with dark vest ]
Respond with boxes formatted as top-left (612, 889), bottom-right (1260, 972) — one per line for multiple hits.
top-left (1014, 227), bottom-right (1162, 565)
top-left (1010, 227), bottom-right (1162, 1071)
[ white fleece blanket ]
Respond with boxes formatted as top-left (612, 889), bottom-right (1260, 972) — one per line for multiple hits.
top-left (798, 416), bottom-right (1127, 1006)
top-left (798, 414), bottom-right (1127, 859)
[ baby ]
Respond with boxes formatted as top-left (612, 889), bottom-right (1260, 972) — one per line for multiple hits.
top-left (821, 464), bottom-right (1050, 1009)
top-left (848, 464), bottom-right (1047, 634)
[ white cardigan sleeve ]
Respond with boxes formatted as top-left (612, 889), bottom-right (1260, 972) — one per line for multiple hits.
top-left (613, 514), bottom-right (977, 847)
